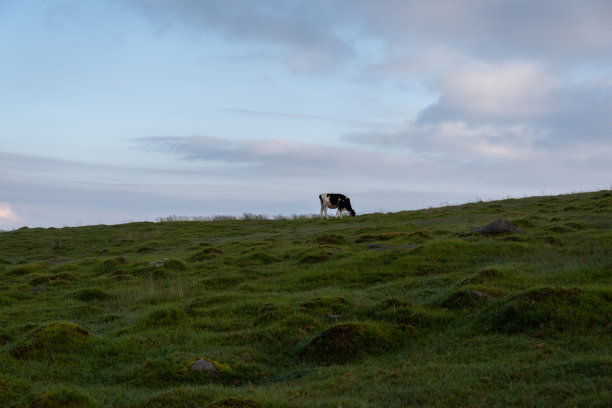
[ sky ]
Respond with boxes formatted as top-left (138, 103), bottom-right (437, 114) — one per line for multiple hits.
top-left (1, 0), bottom-right (611, 229)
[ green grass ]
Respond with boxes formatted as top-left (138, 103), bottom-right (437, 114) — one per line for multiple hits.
top-left (1, 190), bottom-right (611, 407)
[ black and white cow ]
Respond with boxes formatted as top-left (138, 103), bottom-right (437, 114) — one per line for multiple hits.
top-left (319, 193), bottom-right (356, 219)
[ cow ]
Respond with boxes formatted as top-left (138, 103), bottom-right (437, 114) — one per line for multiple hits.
top-left (319, 193), bottom-right (356, 219)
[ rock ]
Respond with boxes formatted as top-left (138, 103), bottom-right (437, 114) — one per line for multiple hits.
top-left (189, 358), bottom-right (217, 372)
top-left (474, 218), bottom-right (524, 235)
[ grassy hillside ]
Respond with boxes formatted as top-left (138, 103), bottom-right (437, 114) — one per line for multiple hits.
top-left (1, 191), bottom-right (611, 407)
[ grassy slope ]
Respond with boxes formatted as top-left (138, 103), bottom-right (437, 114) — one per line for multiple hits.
top-left (1, 191), bottom-right (611, 407)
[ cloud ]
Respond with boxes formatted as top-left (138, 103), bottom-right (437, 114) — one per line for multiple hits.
top-left (125, 0), bottom-right (355, 73)
top-left (123, 1), bottom-right (612, 77)
top-left (344, 120), bottom-right (547, 161)
top-left (350, 0), bottom-right (612, 65)
top-left (0, 202), bottom-right (21, 228)
top-left (348, 52), bottom-right (612, 153)
top-left (434, 61), bottom-right (556, 118)
top-left (134, 135), bottom-right (425, 178)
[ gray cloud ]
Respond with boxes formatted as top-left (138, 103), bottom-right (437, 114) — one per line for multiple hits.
top-left (125, 1), bottom-right (612, 75)
top-left (135, 131), bottom-right (612, 198)
top-left (346, 57), bottom-right (612, 160)
top-left (125, 0), bottom-right (355, 73)
top-left (350, 0), bottom-right (612, 67)
top-left (134, 135), bottom-right (428, 178)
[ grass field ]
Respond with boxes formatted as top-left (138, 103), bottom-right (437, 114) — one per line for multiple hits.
top-left (1, 190), bottom-right (611, 407)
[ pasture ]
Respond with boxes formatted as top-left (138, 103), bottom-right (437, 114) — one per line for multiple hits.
top-left (1, 191), bottom-right (611, 407)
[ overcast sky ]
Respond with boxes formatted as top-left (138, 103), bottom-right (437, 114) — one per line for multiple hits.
top-left (1, 0), bottom-right (611, 229)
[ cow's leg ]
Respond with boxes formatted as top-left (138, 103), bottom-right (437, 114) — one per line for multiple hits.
top-left (337, 208), bottom-right (342, 218)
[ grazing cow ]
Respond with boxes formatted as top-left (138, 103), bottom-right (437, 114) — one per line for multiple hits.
top-left (319, 193), bottom-right (356, 219)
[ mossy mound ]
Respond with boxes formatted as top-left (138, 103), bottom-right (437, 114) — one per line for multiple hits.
top-left (131, 359), bottom-right (190, 387)
top-left (10, 322), bottom-right (92, 359)
top-left (101, 257), bottom-right (129, 273)
top-left (315, 234), bottom-right (346, 245)
top-left (8, 262), bottom-right (48, 276)
top-left (300, 296), bottom-right (352, 316)
top-left (0, 375), bottom-right (31, 407)
top-left (240, 251), bottom-right (279, 265)
top-left (29, 274), bottom-right (52, 286)
top-left (461, 268), bottom-right (505, 285)
top-left (369, 300), bottom-right (426, 329)
top-left (151, 258), bottom-right (187, 271)
top-left (25, 387), bottom-right (95, 408)
top-left (301, 322), bottom-right (393, 364)
top-left (188, 248), bottom-right (223, 262)
top-left (72, 288), bottom-right (112, 301)
top-left (200, 275), bottom-right (243, 290)
top-left (516, 287), bottom-right (582, 303)
top-left (134, 258), bottom-right (188, 279)
top-left (298, 248), bottom-right (334, 264)
top-left (440, 289), bottom-right (490, 309)
top-left (482, 287), bottom-right (612, 333)
top-left (53, 272), bottom-right (78, 282)
top-left (253, 302), bottom-right (286, 323)
top-left (355, 232), bottom-right (406, 243)
top-left (207, 398), bottom-right (262, 408)
top-left (186, 357), bottom-right (233, 374)
top-left (407, 229), bottom-right (432, 241)
top-left (0, 327), bottom-right (13, 344)
top-left (29, 271), bottom-right (78, 287)
top-left (140, 306), bottom-right (190, 328)
top-left (473, 218), bottom-right (524, 236)
top-left (131, 357), bottom-right (242, 387)
top-left (145, 388), bottom-right (212, 408)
